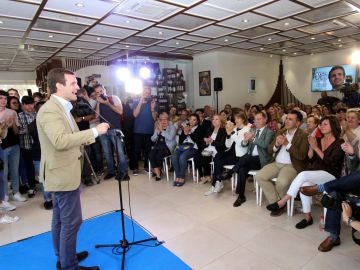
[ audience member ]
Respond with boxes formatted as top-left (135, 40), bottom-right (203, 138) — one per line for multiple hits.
top-left (256, 110), bottom-right (309, 216)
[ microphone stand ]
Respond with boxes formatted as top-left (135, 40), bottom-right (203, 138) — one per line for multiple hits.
top-left (87, 102), bottom-right (162, 270)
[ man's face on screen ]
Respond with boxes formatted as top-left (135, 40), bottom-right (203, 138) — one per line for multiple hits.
top-left (329, 68), bottom-right (345, 89)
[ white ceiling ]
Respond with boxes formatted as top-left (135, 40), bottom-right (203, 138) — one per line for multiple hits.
top-left (1, 0), bottom-right (360, 71)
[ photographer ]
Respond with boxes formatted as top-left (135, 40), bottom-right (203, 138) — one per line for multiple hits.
top-left (71, 88), bottom-right (96, 186)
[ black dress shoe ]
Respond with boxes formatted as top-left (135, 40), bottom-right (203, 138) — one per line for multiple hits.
top-left (295, 217), bottom-right (313, 229)
top-left (155, 176), bottom-right (161, 181)
top-left (270, 205), bottom-right (287, 217)
top-left (83, 180), bottom-right (94, 186)
top-left (104, 173), bottom-right (115, 180)
top-left (123, 174), bottom-right (130, 181)
top-left (266, 201), bottom-right (280, 212)
top-left (43, 200), bottom-right (53, 210)
top-left (233, 196), bottom-right (246, 207)
top-left (56, 251), bottom-right (89, 269)
top-left (221, 170), bottom-right (234, 180)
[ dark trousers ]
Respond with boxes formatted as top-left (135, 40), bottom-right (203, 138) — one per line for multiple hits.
top-left (198, 155), bottom-right (213, 177)
top-left (52, 188), bottom-right (82, 270)
top-left (81, 145), bottom-right (92, 182)
top-left (132, 133), bottom-right (152, 170)
top-left (89, 138), bottom-right (103, 173)
top-left (212, 151), bottom-right (240, 186)
top-left (20, 148), bottom-right (36, 188)
top-left (149, 147), bottom-right (170, 169)
top-left (324, 171), bottom-right (360, 236)
top-left (233, 154), bottom-right (261, 198)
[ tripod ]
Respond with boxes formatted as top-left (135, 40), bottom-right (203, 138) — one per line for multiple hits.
top-left (89, 104), bottom-right (162, 270)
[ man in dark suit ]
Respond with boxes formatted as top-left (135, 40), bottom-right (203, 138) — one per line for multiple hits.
top-left (256, 110), bottom-right (309, 216)
top-left (37, 68), bottom-right (109, 270)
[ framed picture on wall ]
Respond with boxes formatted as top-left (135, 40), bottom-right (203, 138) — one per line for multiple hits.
top-left (248, 77), bottom-right (256, 93)
top-left (199, 71), bottom-right (211, 96)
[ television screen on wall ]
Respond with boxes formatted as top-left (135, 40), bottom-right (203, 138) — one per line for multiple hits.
top-left (311, 64), bottom-right (357, 92)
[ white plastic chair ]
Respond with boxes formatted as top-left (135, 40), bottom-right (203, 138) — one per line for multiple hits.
top-left (148, 155), bottom-right (172, 182)
top-left (223, 165), bottom-right (236, 195)
top-left (173, 157), bottom-right (198, 183)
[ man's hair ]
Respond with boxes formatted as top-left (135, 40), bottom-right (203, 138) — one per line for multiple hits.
top-left (93, 83), bottom-right (104, 90)
top-left (328, 65), bottom-right (345, 81)
top-left (7, 88), bottom-right (19, 94)
top-left (0, 90), bottom-right (9, 97)
top-left (195, 108), bottom-right (204, 114)
top-left (288, 109), bottom-right (303, 122)
top-left (47, 68), bottom-right (75, 94)
top-left (21, 95), bottom-right (35, 104)
top-left (32, 92), bottom-right (43, 99)
top-left (254, 111), bottom-right (267, 119)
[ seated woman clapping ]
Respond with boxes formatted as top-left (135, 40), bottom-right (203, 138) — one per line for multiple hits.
top-left (149, 112), bottom-right (176, 181)
top-left (172, 114), bottom-right (202, 186)
top-left (266, 115), bottom-right (345, 229)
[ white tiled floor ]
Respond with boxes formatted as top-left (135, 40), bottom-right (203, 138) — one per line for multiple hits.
top-left (1, 173), bottom-right (360, 270)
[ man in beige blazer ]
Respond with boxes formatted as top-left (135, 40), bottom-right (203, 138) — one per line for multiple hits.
top-left (37, 68), bottom-right (109, 270)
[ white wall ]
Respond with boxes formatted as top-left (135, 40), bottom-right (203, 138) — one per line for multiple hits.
top-left (0, 71), bottom-right (38, 96)
top-left (284, 48), bottom-right (354, 105)
top-left (192, 50), bottom-right (280, 110)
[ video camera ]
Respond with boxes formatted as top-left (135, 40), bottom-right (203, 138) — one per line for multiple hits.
top-left (71, 97), bottom-right (94, 117)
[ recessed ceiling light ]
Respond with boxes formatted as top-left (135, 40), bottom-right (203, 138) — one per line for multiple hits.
top-left (96, 37), bottom-right (101, 41)
top-left (78, 48), bottom-right (82, 52)
top-left (268, 37), bottom-right (272, 41)
top-left (284, 22), bottom-right (290, 26)
top-left (310, 52), bottom-right (314, 55)
top-left (125, 45), bottom-right (130, 48)
top-left (175, 42), bottom-right (180, 45)
top-left (282, 49), bottom-right (286, 52)
top-left (224, 39), bottom-right (229, 42)
top-left (158, 31), bottom-right (163, 35)
top-left (242, 19), bottom-right (249, 23)
top-left (125, 20), bottom-right (131, 24)
top-left (75, 3), bottom-right (84, 7)
top-left (285, 56), bottom-right (289, 60)
top-left (49, 35), bottom-right (53, 38)
top-left (338, 39), bottom-right (342, 42)
top-left (270, 54), bottom-right (273, 58)
top-left (310, 37), bottom-right (316, 40)
top-left (293, 52), bottom-right (297, 55)
top-left (339, 44), bottom-right (343, 47)
top-left (0, 21), bottom-right (3, 24)
top-left (260, 47), bottom-right (264, 51)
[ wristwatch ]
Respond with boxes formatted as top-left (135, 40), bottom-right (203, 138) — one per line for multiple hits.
top-left (347, 217), bottom-right (354, 226)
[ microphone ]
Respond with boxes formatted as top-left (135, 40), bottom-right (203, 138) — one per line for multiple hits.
top-left (86, 102), bottom-right (114, 129)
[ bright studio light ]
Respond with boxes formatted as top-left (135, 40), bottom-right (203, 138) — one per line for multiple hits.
top-left (352, 50), bottom-right (360, 65)
top-left (116, 67), bottom-right (131, 81)
top-left (125, 78), bottom-right (143, 95)
top-left (139, 66), bottom-right (151, 79)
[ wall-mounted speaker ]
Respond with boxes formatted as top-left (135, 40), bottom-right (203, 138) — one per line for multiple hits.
top-left (214, 77), bottom-right (223, 91)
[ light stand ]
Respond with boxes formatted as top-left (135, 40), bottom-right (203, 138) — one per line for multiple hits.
top-left (88, 104), bottom-right (162, 270)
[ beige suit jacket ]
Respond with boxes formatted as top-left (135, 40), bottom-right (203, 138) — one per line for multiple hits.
top-left (37, 95), bottom-right (95, 192)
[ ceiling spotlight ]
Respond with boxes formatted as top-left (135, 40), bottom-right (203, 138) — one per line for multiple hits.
top-left (284, 22), bottom-right (290, 26)
top-left (0, 20), bottom-right (4, 24)
top-left (260, 47), bottom-right (264, 50)
top-left (125, 45), bottom-right (130, 48)
top-left (282, 49), bottom-right (286, 52)
top-left (139, 66), bottom-right (151, 79)
top-left (293, 52), bottom-right (297, 55)
top-left (339, 44), bottom-right (343, 47)
top-left (175, 41), bottom-right (180, 45)
top-left (310, 37), bottom-right (316, 40)
top-left (75, 3), bottom-right (84, 7)
top-left (49, 35), bottom-right (53, 38)
top-left (158, 31), bottom-right (163, 35)
top-left (338, 39), bottom-right (342, 42)
top-left (78, 48), bottom-right (82, 52)
top-left (116, 67), bottom-right (131, 81)
top-left (268, 37), bottom-right (272, 41)
top-left (270, 54), bottom-right (273, 58)
top-left (310, 52), bottom-right (314, 55)
top-left (96, 37), bottom-right (101, 41)
top-left (125, 20), bottom-right (131, 24)
top-left (224, 39), bottom-right (229, 42)
top-left (243, 19), bottom-right (249, 23)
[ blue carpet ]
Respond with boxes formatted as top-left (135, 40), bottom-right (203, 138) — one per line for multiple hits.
top-left (0, 211), bottom-right (191, 270)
